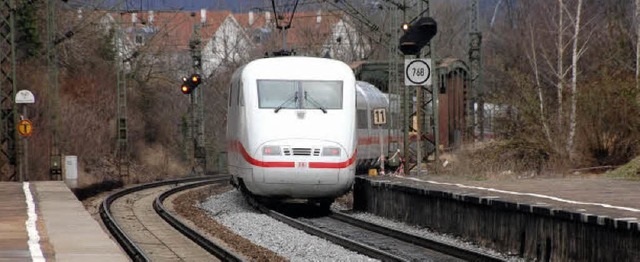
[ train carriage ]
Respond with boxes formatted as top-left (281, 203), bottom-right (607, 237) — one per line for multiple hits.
top-left (355, 81), bottom-right (401, 173)
top-left (226, 56), bottom-right (357, 206)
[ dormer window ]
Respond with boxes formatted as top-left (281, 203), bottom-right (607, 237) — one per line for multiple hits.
top-left (135, 34), bottom-right (143, 45)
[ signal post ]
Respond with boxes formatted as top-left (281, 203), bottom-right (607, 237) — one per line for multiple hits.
top-left (398, 16), bottom-right (437, 175)
top-left (181, 11), bottom-right (207, 176)
top-left (16, 90), bottom-right (35, 181)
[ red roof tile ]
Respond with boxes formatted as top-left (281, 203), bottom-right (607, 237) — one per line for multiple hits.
top-left (116, 10), bottom-right (233, 51)
top-left (235, 10), bottom-right (343, 52)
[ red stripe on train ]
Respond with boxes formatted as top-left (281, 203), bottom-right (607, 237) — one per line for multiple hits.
top-left (357, 135), bottom-right (403, 145)
top-left (308, 152), bottom-right (357, 168)
top-left (228, 140), bottom-right (356, 169)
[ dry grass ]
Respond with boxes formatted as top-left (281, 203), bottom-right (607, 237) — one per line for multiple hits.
top-left (437, 140), bottom-right (551, 180)
top-left (605, 156), bottom-right (640, 180)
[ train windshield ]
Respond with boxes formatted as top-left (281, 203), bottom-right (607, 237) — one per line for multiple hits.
top-left (258, 80), bottom-right (343, 110)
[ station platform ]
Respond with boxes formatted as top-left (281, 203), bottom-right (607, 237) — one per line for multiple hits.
top-left (0, 181), bottom-right (128, 262)
top-left (353, 173), bottom-right (640, 261)
top-left (376, 174), bottom-right (640, 219)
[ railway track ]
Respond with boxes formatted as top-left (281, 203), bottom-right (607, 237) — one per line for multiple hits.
top-left (252, 200), bottom-right (505, 262)
top-left (100, 175), bottom-right (506, 261)
top-left (99, 176), bottom-right (244, 262)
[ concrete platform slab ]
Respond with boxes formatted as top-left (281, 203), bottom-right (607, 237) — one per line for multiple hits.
top-left (0, 182), bottom-right (128, 262)
top-left (33, 181), bottom-right (128, 262)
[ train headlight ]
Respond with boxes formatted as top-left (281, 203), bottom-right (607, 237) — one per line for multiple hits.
top-left (263, 145), bottom-right (281, 156)
top-left (322, 147), bottom-right (341, 157)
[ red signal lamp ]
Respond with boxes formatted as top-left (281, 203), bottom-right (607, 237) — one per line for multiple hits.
top-left (190, 74), bottom-right (201, 86)
top-left (181, 83), bottom-right (192, 94)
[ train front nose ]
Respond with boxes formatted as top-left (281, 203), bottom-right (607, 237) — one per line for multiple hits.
top-left (250, 139), bottom-right (355, 198)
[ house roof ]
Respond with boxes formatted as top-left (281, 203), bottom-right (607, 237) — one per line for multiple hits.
top-left (116, 10), bottom-right (233, 51)
top-left (234, 11), bottom-right (270, 30)
top-left (235, 10), bottom-right (343, 50)
top-left (287, 11), bottom-right (341, 48)
top-left (101, 9), bottom-right (346, 54)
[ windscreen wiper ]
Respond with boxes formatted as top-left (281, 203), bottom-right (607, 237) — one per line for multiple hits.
top-left (304, 91), bottom-right (327, 113)
top-left (274, 92), bottom-right (298, 113)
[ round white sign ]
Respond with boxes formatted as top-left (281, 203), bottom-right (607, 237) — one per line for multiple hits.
top-left (404, 59), bottom-right (431, 86)
top-left (15, 90), bottom-right (35, 104)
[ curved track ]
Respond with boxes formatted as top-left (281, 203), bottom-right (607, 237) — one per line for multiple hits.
top-left (100, 176), bottom-right (244, 262)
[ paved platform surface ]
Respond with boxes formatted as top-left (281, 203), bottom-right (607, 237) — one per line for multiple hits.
top-left (371, 174), bottom-right (640, 220)
top-left (0, 181), bottom-right (128, 262)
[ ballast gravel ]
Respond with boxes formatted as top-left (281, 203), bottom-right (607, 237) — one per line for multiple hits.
top-left (199, 189), bottom-right (377, 261)
top-left (200, 189), bottom-right (522, 262)
top-left (333, 206), bottom-right (524, 261)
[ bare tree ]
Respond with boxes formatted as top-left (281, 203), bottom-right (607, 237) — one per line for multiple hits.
top-left (566, 0), bottom-right (583, 159)
top-left (328, 16), bottom-right (372, 63)
top-left (525, 21), bottom-right (552, 145)
top-left (200, 13), bottom-right (254, 163)
top-left (431, 1), bottom-right (467, 60)
top-left (637, 0), bottom-right (640, 90)
top-left (556, 0), bottom-right (565, 128)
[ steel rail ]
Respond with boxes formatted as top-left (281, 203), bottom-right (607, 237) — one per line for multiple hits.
top-left (154, 177), bottom-right (245, 262)
top-left (99, 176), bottom-right (217, 262)
top-left (331, 211), bottom-right (505, 262)
top-left (255, 204), bottom-right (407, 262)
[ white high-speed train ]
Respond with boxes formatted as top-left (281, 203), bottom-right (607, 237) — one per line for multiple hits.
top-left (226, 56), bottom-right (357, 207)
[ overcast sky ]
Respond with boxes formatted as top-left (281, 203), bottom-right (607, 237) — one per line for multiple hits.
top-left (91, 0), bottom-right (323, 12)
top-left (95, 0), bottom-right (250, 11)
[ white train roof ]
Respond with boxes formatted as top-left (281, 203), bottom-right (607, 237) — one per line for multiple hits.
top-left (241, 56), bottom-right (355, 81)
top-left (356, 81), bottom-right (388, 109)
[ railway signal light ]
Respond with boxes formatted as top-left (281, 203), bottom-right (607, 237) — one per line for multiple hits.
top-left (180, 74), bottom-right (202, 95)
top-left (401, 22), bottom-right (410, 32)
top-left (181, 84), bottom-right (191, 94)
top-left (399, 17), bottom-right (438, 55)
top-left (190, 74), bottom-right (201, 86)
top-left (181, 77), bottom-right (192, 94)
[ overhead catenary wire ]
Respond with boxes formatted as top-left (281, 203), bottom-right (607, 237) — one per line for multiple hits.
top-left (271, 0), bottom-right (299, 30)
top-left (269, 0), bottom-right (300, 52)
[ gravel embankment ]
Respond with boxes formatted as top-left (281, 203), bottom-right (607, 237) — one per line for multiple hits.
top-left (198, 189), bottom-right (378, 261)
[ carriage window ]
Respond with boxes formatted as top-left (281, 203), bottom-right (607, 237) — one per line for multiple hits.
top-left (257, 80), bottom-right (343, 110)
top-left (228, 82), bottom-right (235, 107)
top-left (238, 84), bottom-right (244, 106)
top-left (357, 109), bottom-right (368, 128)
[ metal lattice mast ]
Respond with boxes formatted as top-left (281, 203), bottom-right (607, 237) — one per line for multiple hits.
top-left (395, 0), bottom-right (439, 175)
top-left (47, 0), bottom-right (62, 180)
top-left (388, 5), bottom-right (401, 155)
top-left (189, 13), bottom-right (206, 176)
top-left (415, 0), bottom-right (438, 174)
top-left (401, 0), bottom-right (411, 175)
top-left (116, 12), bottom-right (129, 182)
top-left (469, 0), bottom-right (483, 140)
top-left (0, 0), bottom-right (17, 181)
